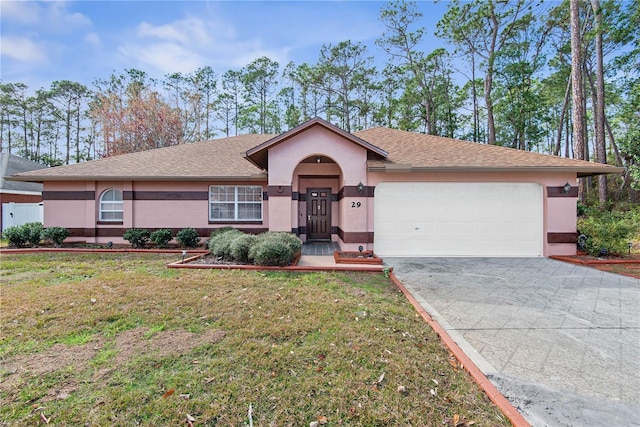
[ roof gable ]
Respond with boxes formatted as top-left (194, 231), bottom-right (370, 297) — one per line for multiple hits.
top-left (245, 117), bottom-right (388, 170)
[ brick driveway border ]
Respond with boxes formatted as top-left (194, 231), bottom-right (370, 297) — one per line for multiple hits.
top-left (386, 257), bottom-right (640, 427)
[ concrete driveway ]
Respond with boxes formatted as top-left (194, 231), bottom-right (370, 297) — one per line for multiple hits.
top-left (386, 257), bottom-right (640, 427)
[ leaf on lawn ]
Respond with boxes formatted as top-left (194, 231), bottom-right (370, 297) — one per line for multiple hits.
top-left (186, 414), bottom-right (195, 427)
top-left (430, 388), bottom-right (437, 396)
top-left (317, 415), bottom-right (328, 424)
top-left (448, 359), bottom-right (459, 370)
top-left (40, 413), bottom-right (50, 424)
top-left (453, 414), bottom-right (460, 425)
top-left (376, 372), bottom-right (385, 385)
top-left (162, 388), bottom-right (175, 398)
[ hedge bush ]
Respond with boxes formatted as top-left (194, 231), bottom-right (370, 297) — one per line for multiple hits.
top-left (22, 222), bottom-right (44, 246)
top-left (248, 232), bottom-right (302, 266)
top-left (150, 228), bottom-right (173, 248)
top-left (41, 226), bottom-right (70, 247)
top-left (176, 227), bottom-right (200, 248)
top-left (2, 225), bottom-right (28, 247)
top-left (209, 228), bottom-right (243, 258)
top-left (123, 228), bottom-right (151, 248)
top-left (578, 208), bottom-right (639, 256)
top-left (229, 233), bottom-right (257, 263)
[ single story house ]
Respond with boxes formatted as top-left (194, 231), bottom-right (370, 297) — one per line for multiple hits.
top-left (1, 153), bottom-right (46, 232)
top-left (8, 117), bottom-right (623, 257)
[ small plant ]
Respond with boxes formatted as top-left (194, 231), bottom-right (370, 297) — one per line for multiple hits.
top-left (122, 228), bottom-right (151, 248)
top-left (150, 228), bottom-right (173, 248)
top-left (22, 222), bottom-right (44, 246)
top-left (229, 233), bottom-right (257, 263)
top-left (248, 232), bottom-right (302, 266)
top-left (209, 228), bottom-right (243, 258)
top-left (2, 225), bottom-right (27, 247)
top-left (176, 227), bottom-right (200, 248)
top-left (41, 226), bottom-right (70, 247)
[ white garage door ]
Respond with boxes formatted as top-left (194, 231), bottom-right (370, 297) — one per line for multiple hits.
top-left (374, 182), bottom-right (543, 257)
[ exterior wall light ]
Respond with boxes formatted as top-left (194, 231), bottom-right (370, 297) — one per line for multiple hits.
top-left (357, 182), bottom-right (364, 193)
top-left (562, 182), bottom-right (572, 194)
top-left (316, 157), bottom-right (321, 163)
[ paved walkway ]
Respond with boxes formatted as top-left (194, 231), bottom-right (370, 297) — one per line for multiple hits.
top-left (386, 257), bottom-right (640, 427)
top-left (301, 241), bottom-right (340, 256)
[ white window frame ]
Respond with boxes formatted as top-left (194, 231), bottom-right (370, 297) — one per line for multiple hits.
top-left (99, 189), bottom-right (124, 222)
top-left (209, 185), bottom-right (263, 221)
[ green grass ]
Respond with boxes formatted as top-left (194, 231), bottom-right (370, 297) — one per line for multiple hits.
top-left (0, 253), bottom-right (510, 426)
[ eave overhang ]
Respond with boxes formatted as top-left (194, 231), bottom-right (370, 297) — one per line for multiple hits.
top-left (367, 163), bottom-right (625, 178)
top-left (6, 173), bottom-right (269, 183)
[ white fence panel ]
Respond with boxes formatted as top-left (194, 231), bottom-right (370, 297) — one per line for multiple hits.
top-left (2, 202), bottom-right (44, 232)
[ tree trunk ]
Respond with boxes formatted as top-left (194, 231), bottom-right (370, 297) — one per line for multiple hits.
top-left (570, 0), bottom-right (586, 199)
top-left (590, 0), bottom-right (608, 205)
top-left (485, 3), bottom-right (499, 145)
top-left (555, 79), bottom-right (572, 156)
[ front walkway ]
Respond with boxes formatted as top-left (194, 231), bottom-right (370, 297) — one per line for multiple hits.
top-left (301, 241), bottom-right (340, 256)
top-left (388, 257), bottom-right (640, 426)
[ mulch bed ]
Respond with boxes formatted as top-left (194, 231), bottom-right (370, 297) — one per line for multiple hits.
top-left (551, 253), bottom-right (640, 279)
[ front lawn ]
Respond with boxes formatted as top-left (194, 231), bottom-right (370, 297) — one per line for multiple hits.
top-left (0, 253), bottom-right (509, 426)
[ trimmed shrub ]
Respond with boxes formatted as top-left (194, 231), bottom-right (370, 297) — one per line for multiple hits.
top-left (123, 228), bottom-right (151, 248)
top-left (578, 209), bottom-right (639, 256)
top-left (209, 226), bottom-right (236, 239)
top-left (150, 228), bottom-right (173, 248)
top-left (209, 228), bottom-right (243, 258)
top-left (229, 233), bottom-right (257, 263)
top-left (41, 226), bottom-right (70, 247)
top-left (248, 232), bottom-right (302, 266)
top-left (2, 225), bottom-right (27, 247)
top-left (249, 238), bottom-right (294, 266)
top-left (176, 227), bottom-right (200, 248)
top-left (22, 222), bottom-right (44, 246)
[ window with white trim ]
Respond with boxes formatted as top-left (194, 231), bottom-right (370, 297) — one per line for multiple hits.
top-left (99, 189), bottom-right (123, 221)
top-left (209, 186), bottom-right (262, 221)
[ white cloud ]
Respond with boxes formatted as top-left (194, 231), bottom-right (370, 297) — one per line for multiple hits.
top-left (0, 1), bottom-right (42, 24)
top-left (119, 42), bottom-right (207, 75)
top-left (120, 14), bottom-right (294, 75)
top-left (0, 36), bottom-right (47, 62)
top-left (0, 1), bottom-right (91, 33)
top-left (136, 17), bottom-right (214, 45)
top-left (85, 32), bottom-right (101, 46)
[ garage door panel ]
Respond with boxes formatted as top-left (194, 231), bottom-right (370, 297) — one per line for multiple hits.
top-left (374, 182), bottom-right (543, 257)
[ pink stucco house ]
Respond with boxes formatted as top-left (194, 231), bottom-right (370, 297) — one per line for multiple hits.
top-left (9, 118), bottom-right (622, 257)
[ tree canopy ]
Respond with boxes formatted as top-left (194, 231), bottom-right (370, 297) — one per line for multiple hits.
top-left (1, 0), bottom-right (637, 204)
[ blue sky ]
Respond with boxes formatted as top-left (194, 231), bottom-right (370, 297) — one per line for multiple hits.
top-left (1, 0), bottom-right (449, 91)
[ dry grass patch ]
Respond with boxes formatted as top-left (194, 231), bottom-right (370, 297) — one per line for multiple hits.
top-left (0, 253), bottom-right (510, 426)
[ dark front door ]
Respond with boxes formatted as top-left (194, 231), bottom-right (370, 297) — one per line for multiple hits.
top-left (307, 188), bottom-right (331, 240)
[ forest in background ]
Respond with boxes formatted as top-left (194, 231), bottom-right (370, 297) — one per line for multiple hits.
top-left (1, 0), bottom-right (638, 205)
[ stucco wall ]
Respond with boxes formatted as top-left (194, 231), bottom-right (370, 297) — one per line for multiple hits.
top-left (269, 126), bottom-right (369, 242)
top-left (42, 180), bottom-right (268, 244)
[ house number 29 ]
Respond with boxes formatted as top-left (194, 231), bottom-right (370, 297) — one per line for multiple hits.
top-left (351, 201), bottom-right (362, 208)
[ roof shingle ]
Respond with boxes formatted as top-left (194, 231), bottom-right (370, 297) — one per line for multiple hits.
top-left (9, 123), bottom-right (622, 182)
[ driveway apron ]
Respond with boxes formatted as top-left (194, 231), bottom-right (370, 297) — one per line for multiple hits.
top-left (387, 257), bottom-right (640, 427)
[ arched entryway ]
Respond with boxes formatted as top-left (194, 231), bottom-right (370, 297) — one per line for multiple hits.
top-left (292, 155), bottom-right (342, 243)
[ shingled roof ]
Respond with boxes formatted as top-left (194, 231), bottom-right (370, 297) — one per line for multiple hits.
top-left (354, 127), bottom-right (623, 177)
top-left (1, 153), bottom-right (46, 191)
top-left (9, 122), bottom-right (622, 182)
top-left (9, 134), bottom-right (273, 182)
